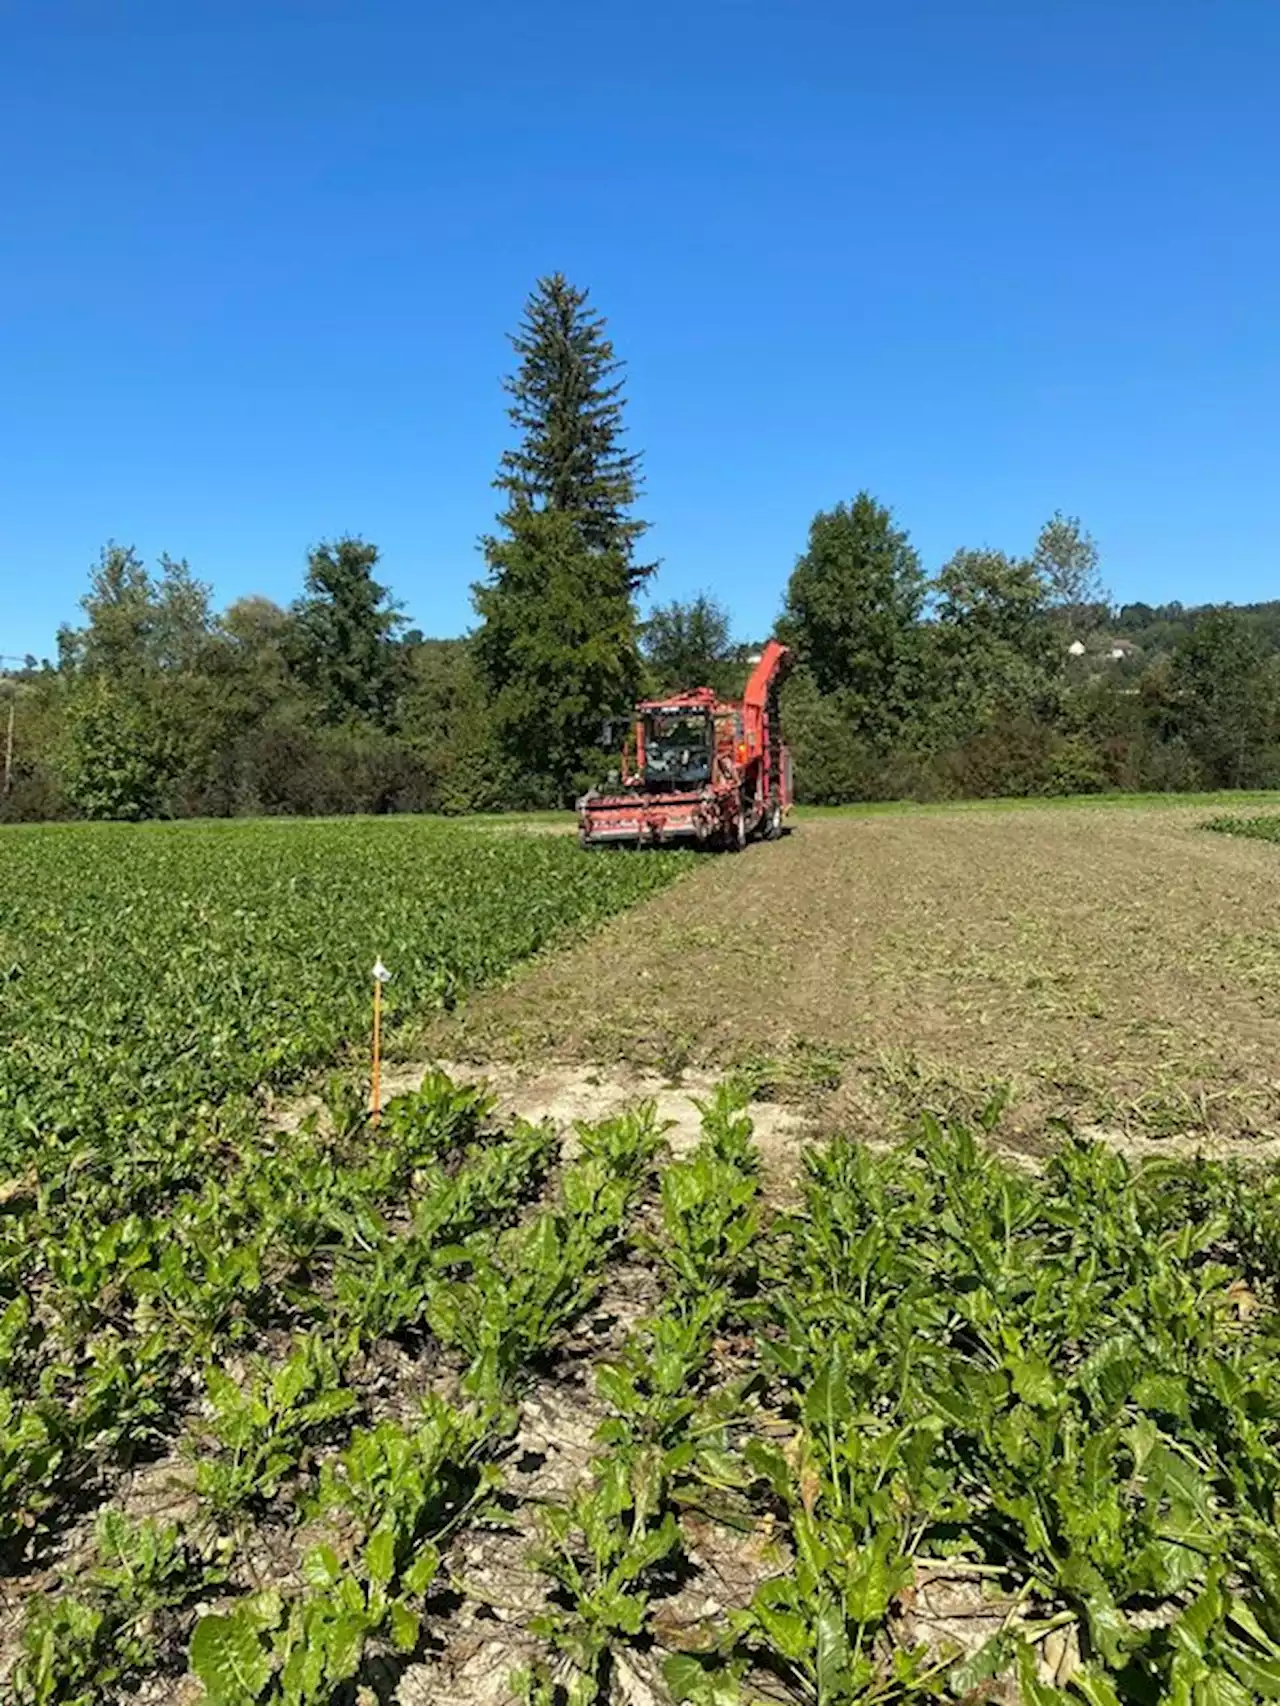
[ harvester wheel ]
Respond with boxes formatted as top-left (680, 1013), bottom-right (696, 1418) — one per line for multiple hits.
top-left (764, 801), bottom-right (783, 840)
top-left (728, 809), bottom-right (746, 851)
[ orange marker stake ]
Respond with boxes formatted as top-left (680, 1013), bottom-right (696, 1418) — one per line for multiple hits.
top-left (371, 958), bottom-right (391, 1124)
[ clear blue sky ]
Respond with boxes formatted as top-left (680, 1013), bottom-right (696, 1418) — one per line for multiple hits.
top-left (3, 0), bottom-right (1277, 661)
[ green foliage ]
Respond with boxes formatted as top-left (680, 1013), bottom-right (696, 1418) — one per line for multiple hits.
top-left (429, 1106), bottom-right (664, 1395)
top-left (12, 1511), bottom-right (219, 1705)
top-left (329, 1117), bottom-right (556, 1347)
top-left (676, 1121), bottom-right (1280, 1703)
top-left (643, 594), bottom-right (742, 696)
top-left (310, 1393), bottom-right (502, 1574)
top-left (778, 666), bottom-right (889, 805)
top-left (657, 1151), bottom-right (760, 1293)
top-left (399, 636), bottom-right (513, 811)
top-left (51, 546), bottom-right (224, 819)
top-left (1041, 730), bottom-right (1110, 795)
top-left (75, 1325), bottom-right (177, 1456)
top-left (1206, 812), bottom-right (1280, 844)
top-left (494, 272), bottom-right (649, 573)
top-left (5, 959), bottom-right (1280, 1706)
top-left (1034, 510), bottom-right (1104, 617)
top-left (57, 544), bottom-right (214, 681)
top-left (0, 1388), bottom-right (67, 1558)
top-left (0, 817), bottom-right (687, 1176)
top-left (16, 479), bottom-right (1280, 821)
top-left (931, 544), bottom-right (1057, 734)
top-left (192, 1335), bottom-right (357, 1516)
top-left (781, 493), bottom-right (925, 741)
top-left (474, 274), bottom-right (651, 803)
top-left (0, 823), bottom-right (683, 1648)
top-left (56, 676), bottom-right (179, 819)
top-left (475, 507), bottom-right (644, 802)
top-left (12, 1598), bottom-right (118, 1706)
top-left (528, 1492), bottom-right (683, 1697)
top-left (779, 503), bottom-right (1106, 804)
top-left (189, 1535), bottom-right (425, 1705)
top-left (183, 1100), bottom-right (675, 1705)
top-left (779, 498), bottom-right (1280, 803)
top-left (522, 1088), bottom-right (762, 1702)
top-left (1166, 609), bottom-right (1280, 788)
top-left (286, 536), bottom-right (403, 728)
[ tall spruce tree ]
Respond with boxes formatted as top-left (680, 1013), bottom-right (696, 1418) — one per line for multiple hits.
top-left (495, 273), bottom-right (650, 578)
top-left (474, 274), bottom-right (651, 801)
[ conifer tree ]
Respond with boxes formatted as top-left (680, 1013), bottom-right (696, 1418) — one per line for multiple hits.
top-left (474, 275), bottom-right (651, 801)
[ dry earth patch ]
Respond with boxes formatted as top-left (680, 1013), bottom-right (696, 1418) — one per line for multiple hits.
top-left (417, 806), bottom-right (1280, 1156)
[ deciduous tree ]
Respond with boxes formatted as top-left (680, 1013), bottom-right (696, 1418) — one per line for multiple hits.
top-left (643, 594), bottom-right (739, 695)
top-left (780, 494), bottom-right (924, 745)
top-left (1168, 608), bottom-right (1278, 787)
top-left (932, 546), bottom-right (1058, 732)
top-left (58, 678), bottom-right (179, 819)
top-left (1034, 510), bottom-right (1106, 626)
top-left (287, 537), bottom-right (403, 728)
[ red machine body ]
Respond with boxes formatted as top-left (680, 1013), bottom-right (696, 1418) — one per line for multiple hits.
top-left (577, 640), bottom-right (794, 849)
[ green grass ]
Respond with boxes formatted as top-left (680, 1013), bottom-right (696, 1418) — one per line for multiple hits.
top-left (794, 787), bottom-right (1280, 820)
top-left (231, 791), bottom-right (1277, 835)
top-left (449, 789), bottom-right (1280, 828)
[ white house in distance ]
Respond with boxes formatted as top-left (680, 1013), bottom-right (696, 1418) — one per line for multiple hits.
top-left (1066, 638), bottom-right (1138, 662)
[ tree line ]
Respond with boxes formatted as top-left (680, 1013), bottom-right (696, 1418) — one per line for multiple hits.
top-left (5, 273), bottom-right (1280, 823)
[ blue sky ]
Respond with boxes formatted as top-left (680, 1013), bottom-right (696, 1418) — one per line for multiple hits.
top-left (3, 0), bottom-right (1277, 661)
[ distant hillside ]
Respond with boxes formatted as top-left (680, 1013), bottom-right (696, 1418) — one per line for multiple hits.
top-left (1116, 598), bottom-right (1280, 656)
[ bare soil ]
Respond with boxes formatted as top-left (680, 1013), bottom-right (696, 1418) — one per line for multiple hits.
top-left (380, 1060), bottom-right (811, 1192)
top-left (414, 806), bottom-right (1280, 1157)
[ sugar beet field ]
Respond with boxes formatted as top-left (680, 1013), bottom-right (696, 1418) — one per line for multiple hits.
top-left (6, 809), bottom-right (1280, 1706)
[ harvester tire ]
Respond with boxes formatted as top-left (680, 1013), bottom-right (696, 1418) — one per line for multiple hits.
top-left (764, 801), bottom-right (783, 840)
top-left (728, 809), bottom-right (746, 852)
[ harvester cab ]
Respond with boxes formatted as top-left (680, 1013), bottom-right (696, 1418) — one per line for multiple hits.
top-left (640, 703), bottom-right (715, 790)
top-left (578, 640), bottom-right (793, 850)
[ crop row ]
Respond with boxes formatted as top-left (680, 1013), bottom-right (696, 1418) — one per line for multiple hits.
top-left (1205, 814), bottom-right (1280, 846)
top-left (0, 816), bottom-right (689, 1174)
top-left (503, 1109), bottom-right (1280, 1706)
top-left (2, 816), bottom-right (692, 1698)
top-left (518, 1083), bottom-right (765, 1705)
top-left (10, 1074), bottom-right (1280, 1703)
top-left (8, 1078), bottom-right (670, 1701)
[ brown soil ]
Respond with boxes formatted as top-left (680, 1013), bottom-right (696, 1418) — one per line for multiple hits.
top-left (415, 807), bottom-right (1280, 1156)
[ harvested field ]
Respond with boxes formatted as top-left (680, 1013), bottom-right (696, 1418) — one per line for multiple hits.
top-left (423, 804), bottom-right (1280, 1153)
